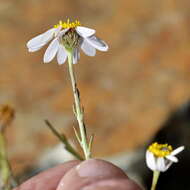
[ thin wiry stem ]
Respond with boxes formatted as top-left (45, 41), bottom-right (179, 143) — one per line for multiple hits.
top-left (44, 120), bottom-right (83, 161)
top-left (67, 50), bottom-right (92, 160)
top-left (0, 133), bottom-right (17, 190)
top-left (151, 170), bottom-right (160, 190)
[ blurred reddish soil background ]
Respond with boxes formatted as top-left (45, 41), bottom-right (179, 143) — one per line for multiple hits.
top-left (0, 0), bottom-right (190, 175)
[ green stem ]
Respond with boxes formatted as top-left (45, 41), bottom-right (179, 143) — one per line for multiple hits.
top-left (67, 50), bottom-right (91, 160)
top-left (44, 120), bottom-right (83, 160)
top-left (151, 170), bottom-right (160, 190)
top-left (0, 133), bottom-right (11, 190)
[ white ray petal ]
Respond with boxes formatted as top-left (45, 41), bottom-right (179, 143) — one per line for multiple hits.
top-left (57, 45), bottom-right (67, 65)
top-left (166, 155), bottom-right (178, 163)
top-left (156, 157), bottom-right (166, 172)
top-left (43, 38), bottom-right (59, 63)
top-left (73, 48), bottom-right (80, 64)
top-left (57, 28), bottom-right (69, 38)
top-left (171, 146), bottom-right (185, 156)
top-left (76, 26), bottom-right (95, 37)
top-left (53, 26), bottom-right (62, 37)
top-left (27, 28), bottom-right (56, 51)
top-left (81, 39), bottom-right (96, 56)
top-left (146, 151), bottom-right (156, 171)
top-left (86, 35), bottom-right (108, 51)
top-left (28, 46), bottom-right (43, 52)
top-left (163, 161), bottom-right (173, 172)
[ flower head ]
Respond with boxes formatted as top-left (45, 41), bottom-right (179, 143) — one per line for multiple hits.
top-left (27, 19), bottom-right (108, 64)
top-left (0, 104), bottom-right (15, 131)
top-left (146, 142), bottom-right (184, 172)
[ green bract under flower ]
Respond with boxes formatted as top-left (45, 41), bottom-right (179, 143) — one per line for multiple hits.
top-left (61, 28), bottom-right (80, 51)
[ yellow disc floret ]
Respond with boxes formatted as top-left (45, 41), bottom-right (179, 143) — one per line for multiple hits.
top-left (148, 142), bottom-right (173, 157)
top-left (54, 19), bottom-right (81, 29)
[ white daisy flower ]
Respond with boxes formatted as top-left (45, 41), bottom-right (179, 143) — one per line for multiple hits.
top-left (146, 142), bottom-right (184, 172)
top-left (26, 19), bottom-right (108, 64)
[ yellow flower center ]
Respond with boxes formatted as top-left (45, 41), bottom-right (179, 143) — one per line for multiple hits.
top-left (148, 142), bottom-right (173, 157)
top-left (54, 19), bottom-right (81, 29)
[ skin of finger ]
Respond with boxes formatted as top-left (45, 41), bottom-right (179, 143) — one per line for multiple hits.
top-left (14, 160), bottom-right (81, 190)
top-left (82, 178), bottom-right (143, 190)
top-left (56, 159), bottom-right (130, 190)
